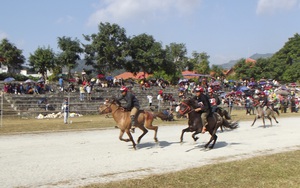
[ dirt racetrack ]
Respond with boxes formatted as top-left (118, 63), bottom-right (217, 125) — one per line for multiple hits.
top-left (1, 117), bottom-right (300, 188)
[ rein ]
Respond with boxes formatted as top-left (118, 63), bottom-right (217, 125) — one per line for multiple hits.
top-left (179, 102), bottom-right (195, 115)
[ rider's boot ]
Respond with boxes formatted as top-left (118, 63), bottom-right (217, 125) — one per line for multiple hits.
top-left (130, 115), bottom-right (136, 133)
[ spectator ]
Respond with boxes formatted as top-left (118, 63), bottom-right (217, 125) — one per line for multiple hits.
top-left (79, 85), bottom-right (85, 101)
top-left (85, 83), bottom-right (92, 101)
top-left (61, 98), bottom-right (69, 124)
top-left (147, 94), bottom-right (153, 106)
top-left (58, 77), bottom-right (64, 92)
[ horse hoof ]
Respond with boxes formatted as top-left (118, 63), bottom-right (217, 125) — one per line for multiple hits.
top-left (194, 137), bottom-right (199, 141)
top-left (209, 146), bottom-right (214, 149)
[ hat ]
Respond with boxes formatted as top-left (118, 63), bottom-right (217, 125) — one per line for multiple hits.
top-left (195, 87), bottom-right (204, 92)
top-left (120, 86), bottom-right (128, 92)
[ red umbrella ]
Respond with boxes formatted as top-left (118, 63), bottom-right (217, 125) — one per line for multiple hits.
top-left (97, 74), bottom-right (105, 79)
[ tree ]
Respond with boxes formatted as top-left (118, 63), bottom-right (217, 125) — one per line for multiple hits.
top-left (83, 22), bottom-right (128, 73)
top-left (57, 36), bottom-right (83, 77)
top-left (191, 51), bottom-right (211, 74)
top-left (210, 65), bottom-right (225, 78)
top-left (0, 38), bottom-right (25, 73)
top-left (126, 33), bottom-right (165, 76)
top-left (29, 46), bottom-right (56, 80)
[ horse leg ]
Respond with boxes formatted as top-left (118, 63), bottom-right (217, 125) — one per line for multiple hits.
top-left (251, 116), bottom-right (257, 126)
top-left (144, 112), bottom-right (159, 142)
top-left (119, 130), bottom-right (130, 142)
top-left (204, 134), bottom-right (218, 149)
top-left (271, 113), bottom-right (279, 123)
top-left (125, 129), bottom-right (137, 150)
top-left (192, 130), bottom-right (201, 142)
top-left (180, 127), bottom-right (190, 143)
top-left (137, 125), bottom-right (148, 144)
top-left (266, 116), bottom-right (272, 127)
top-left (144, 121), bottom-right (159, 142)
top-left (262, 117), bottom-right (266, 128)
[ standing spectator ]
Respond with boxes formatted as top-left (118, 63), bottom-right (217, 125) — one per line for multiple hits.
top-left (85, 83), bottom-right (92, 101)
top-left (79, 85), bottom-right (85, 101)
top-left (157, 90), bottom-right (164, 111)
top-left (61, 98), bottom-right (69, 124)
top-left (58, 77), bottom-right (64, 92)
top-left (290, 96), bottom-right (296, 113)
top-left (147, 94), bottom-right (153, 106)
top-left (226, 95), bottom-right (234, 115)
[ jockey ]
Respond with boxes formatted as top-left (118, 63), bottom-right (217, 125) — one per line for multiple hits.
top-left (259, 91), bottom-right (269, 111)
top-left (207, 87), bottom-right (221, 113)
top-left (117, 86), bottom-right (140, 133)
top-left (193, 86), bottom-right (212, 133)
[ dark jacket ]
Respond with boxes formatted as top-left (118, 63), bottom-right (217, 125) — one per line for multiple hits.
top-left (193, 93), bottom-right (211, 113)
top-left (118, 92), bottom-right (140, 110)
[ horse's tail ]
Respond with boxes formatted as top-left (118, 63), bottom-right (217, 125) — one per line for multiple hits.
top-left (222, 119), bottom-right (239, 130)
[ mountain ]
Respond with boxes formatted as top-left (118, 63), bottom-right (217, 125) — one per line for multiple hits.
top-left (219, 53), bottom-right (273, 70)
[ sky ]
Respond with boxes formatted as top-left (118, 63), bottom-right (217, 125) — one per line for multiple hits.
top-left (1, 0), bottom-right (300, 66)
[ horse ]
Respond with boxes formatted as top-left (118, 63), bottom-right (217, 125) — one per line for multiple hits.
top-left (251, 105), bottom-right (279, 128)
top-left (99, 98), bottom-right (158, 150)
top-left (215, 107), bottom-right (231, 132)
top-left (178, 98), bottom-right (238, 149)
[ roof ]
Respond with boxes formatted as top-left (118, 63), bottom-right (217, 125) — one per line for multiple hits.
top-left (115, 72), bottom-right (151, 79)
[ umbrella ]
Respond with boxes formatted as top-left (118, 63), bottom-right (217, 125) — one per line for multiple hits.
top-left (68, 78), bottom-right (77, 82)
top-left (211, 81), bottom-right (220, 86)
top-left (97, 74), bottom-right (105, 79)
top-left (178, 78), bottom-right (188, 84)
top-left (24, 79), bottom-right (35, 84)
top-left (259, 81), bottom-right (267, 85)
top-left (106, 76), bottom-right (113, 80)
top-left (238, 86), bottom-right (249, 92)
top-left (4, 77), bottom-right (15, 82)
top-left (276, 90), bottom-right (289, 96)
top-left (37, 78), bottom-right (45, 83)
top-left (248, 82), bottom-right (257, 86)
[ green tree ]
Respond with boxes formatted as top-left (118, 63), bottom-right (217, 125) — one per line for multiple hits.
top-left (126, 33), bottom-right (165, 77)
top-left (83, 22), bottom-right (128, 73)
top-left (29, 46), bottom-right (56, 80)
top-left (210, 65), bottom-right (225, 78)
top-left (0, 38), bottom-right (25, 73)
top-left (191, 51), bottom-right (210, 74)
top-left (57, 36), bottom-right (83, 77)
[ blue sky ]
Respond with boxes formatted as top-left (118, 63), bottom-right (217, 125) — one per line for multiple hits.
top-left (1, 0), bottom-right (300, 66)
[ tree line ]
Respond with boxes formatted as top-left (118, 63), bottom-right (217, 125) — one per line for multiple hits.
top-left (0, 22), bottom-right (299, 83)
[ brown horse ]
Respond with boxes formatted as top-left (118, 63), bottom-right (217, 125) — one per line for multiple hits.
top-left (99, 99), bottom-right (158, 150)
top-left (251, 106), bottom-right (279, 128)
top-left (179, 98), bottom-right (238, 149)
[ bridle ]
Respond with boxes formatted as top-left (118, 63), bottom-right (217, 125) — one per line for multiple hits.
top-left (100, 101), bottom-right (124, 115)
top-left (178, 101), bottom-right (195, 115)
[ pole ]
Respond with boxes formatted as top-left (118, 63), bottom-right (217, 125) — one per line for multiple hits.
top-left (1, 92), bottom-right (3, 128)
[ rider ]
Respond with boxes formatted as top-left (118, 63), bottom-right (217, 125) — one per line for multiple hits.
top-left (117, 86), bottom-right (140, 133)
top-left (259, 91), bottom-right (269, 112)
top-left (193, 86), bottom-right (212, 133)
top-left (207, 87), bottom-right (221, 113)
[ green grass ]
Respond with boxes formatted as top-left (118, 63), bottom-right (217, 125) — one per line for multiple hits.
top-left (0, 109), bottom-right (298, 134)
top-left (83, 150), bottom-right (300, 188)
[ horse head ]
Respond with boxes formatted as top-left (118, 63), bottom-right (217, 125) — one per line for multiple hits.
top-left (178, 98), bottom-right (197, 115)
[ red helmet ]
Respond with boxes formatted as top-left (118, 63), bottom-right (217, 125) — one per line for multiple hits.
top-left (120, 86), bottom-right (128, 92)
top-left (195, 87), bottom-right (204, 92)
top-left (260, 91), bottom-right (265, 95)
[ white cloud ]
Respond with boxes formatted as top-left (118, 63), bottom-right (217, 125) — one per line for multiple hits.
top-left (56, 15), bottom-right (74, 24)
top-left (0, 31), bottom-right (8, 40)
top-left (87, 0), bottom-right (201, 26)
top-left (256, 0), bottom-right (300, 15)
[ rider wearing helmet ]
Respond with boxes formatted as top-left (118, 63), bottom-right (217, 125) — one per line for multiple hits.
top-left (193, 86), bottom-right (212, 133)
top-left (118, 86), bottom-right (140, 132)
top-left (207, 87), bottom-right (221, 113)
top-left (259, 91), bottom-right (269, 112)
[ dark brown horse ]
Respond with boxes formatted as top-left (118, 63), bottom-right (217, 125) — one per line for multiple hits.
top-left (99, 99), bottom-right (158, 150)
top-left (215, 107), bottom-right (232, 132)
top-left (179, 98), bottom-right (238, 149)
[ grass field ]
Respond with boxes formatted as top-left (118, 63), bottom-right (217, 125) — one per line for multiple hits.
top-left (0, 109), bottom-right (298, 134)
top-left (83, 150), bottom-right (300, 188)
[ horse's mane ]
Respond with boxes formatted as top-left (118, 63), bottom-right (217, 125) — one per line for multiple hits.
top-left (110, 97), bottom-right (121, 106)
top-left (182, 97), bottom-right (198, 108)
